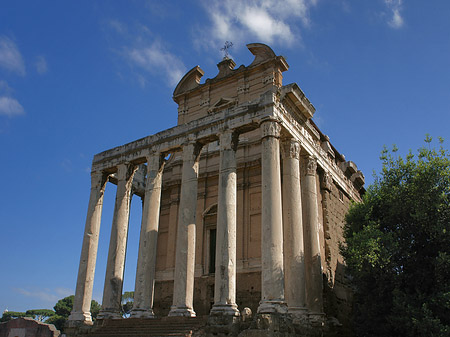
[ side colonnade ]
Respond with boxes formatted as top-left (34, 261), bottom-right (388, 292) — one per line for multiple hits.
top-left (68, 118), bottom-right (327, 325)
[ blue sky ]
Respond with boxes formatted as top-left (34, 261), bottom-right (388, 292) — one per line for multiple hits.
top-left (1, 0), bottom-right (449, 313)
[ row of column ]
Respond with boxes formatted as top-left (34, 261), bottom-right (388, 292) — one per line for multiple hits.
top-left (68, 119), bottom-right (324, 324)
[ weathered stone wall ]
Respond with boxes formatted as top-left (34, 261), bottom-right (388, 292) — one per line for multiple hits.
top-left (321, 181), bottom-right (354, 328)
top-left (0, 318), bottom-right (60, 337)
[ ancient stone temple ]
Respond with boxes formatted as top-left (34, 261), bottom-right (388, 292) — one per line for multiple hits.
top-left (67, 43), bottom-right (364, 336)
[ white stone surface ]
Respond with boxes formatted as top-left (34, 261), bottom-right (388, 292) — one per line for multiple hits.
top-left (210, 130), bottom-right (239, 316)
top-left (282, 139), bottom-right (308, 317)
top-left (302, 156), bottom-right (324, 320)
top-left (131, 153), bottom-right (164, 318)
top-left (69, 171), bottom-right (107, 324)
top-left (98, 163), bottom-right (137, 319)
top-left (169, 142), bottom-right (201, 317)
top-left (257, 120), bottom-right (287, 314)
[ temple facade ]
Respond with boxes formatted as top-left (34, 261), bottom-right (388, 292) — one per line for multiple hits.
top-left (67, 43), bottom-right (364, 334)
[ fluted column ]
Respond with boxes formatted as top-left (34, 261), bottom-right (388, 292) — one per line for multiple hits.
top-left (98, 163), bottom-right (137, 319)
top-left (210, 130), bottom-right (240, 316)
top-left (169, 141), bottom-right (202, 317)
top-left (69, 171), bottom-right (108, 324)
top-left (257, 120), bottom-right (287, 314)
top-left (302, 156), bottom-right (324, 323)
top-left (131, 153), bottom-right (165, 318)
top-left (281, 139), bottom-right (308, 318)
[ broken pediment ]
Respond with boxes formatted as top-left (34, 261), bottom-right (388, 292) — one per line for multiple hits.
top-left (173, 66), bottom-right (205, 98)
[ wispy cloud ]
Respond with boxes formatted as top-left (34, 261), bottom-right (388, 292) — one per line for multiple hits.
top-left (0, 96), bottom-right (25, 117)
top-left (0, 80), bottom-right (25, 117)
top-left (0, 36), bottom-right (26, 76)
top-left (104, 19), bottom-right (186, 88)
top-left (35, 55), bottom-right (48, 74)
top-left (13, 288), bottom-right (72, 304)
top-left (198, 0), bottom-right (317, 49)
top-left (125, 41), bottom-right (186, 87)
top-left (384, 0), bottom-right (404, 28)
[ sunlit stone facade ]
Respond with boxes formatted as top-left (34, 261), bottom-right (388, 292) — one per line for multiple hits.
top-left (68, 43), bottom-right (365, 333)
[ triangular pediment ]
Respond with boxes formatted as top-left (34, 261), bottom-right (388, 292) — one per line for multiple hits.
top-left (208, 97), bottom-right (236, 113)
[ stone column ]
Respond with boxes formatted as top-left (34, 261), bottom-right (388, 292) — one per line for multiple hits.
top-left (98, 163), bottom-right (137, 319)
top-left (68, 171), bottom-right (108, 325)
top-left (131, 153), bottom-right (165, 318)
top-left (302, 156), bottom-right (324, 323)
top-left (281, 139), bottom-right (308, 318)
top-left (210, 130), bottom-right (240, 317)
top-left (257, 120), bottom-right (287, 314)
top-left (169, 141), bottom-right (202, 317)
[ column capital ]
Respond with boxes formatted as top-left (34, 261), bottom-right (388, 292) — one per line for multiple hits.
top-left (145, 153), bottom-right (165, 181)
top-left (305, 156), bottom-right (317, 176)
top-left (181, 141), bottom-right (203, 162)
top-left (219, 129), bottom-right (239, 151)
top-left (281, 139), bottom-right (300, 160)
top-left (89, 171), bottom-right (108, 190)
top-left (321, 171), bottom-right (333, 191)
top-left (260, 119), bottom-right (281, 139)
top-left (116, 162), bottom-right (137, 181)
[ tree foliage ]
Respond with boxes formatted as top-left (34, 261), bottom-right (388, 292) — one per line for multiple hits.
top-left (342, 137), bottom-right (450, 336)
top-left (0, 311), bottom-right (31, 322)
top-left (45, 295), bottom-right (100, 333)
top-left (25, 309), bottom-right (55, 322)
top-left (121, 291), bottom-right (134, 318)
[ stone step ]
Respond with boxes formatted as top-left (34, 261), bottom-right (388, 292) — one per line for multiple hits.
top-left (86, 317), bottom-right (207, 337)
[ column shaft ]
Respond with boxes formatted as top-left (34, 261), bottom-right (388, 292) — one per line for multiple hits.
top-left (99, 163), bottom-right (137, 319)
top-left (211, 131), bottom-right (239, 316)
top-left (302, 156), bottom-right (324, 322)
top-left (258, 120), bottom-right (287, 314)
top-left (169, 142), bottom-right (201, 317)
top-left (281, 139), bottom-right (307, 317)
top-left (131, 154), bottom-right (165, 318)
top-left (69, 171), bottom-right (108, 324)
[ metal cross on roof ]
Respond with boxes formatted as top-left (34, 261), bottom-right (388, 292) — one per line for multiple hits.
top-left (220, 41), bottom-right (233, 59)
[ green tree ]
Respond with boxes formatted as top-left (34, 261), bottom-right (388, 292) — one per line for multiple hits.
top-left (0, 311), bottom-right (32, 322)
top-left (342, 137), bottom-right (450, 337)
top-left (25, 309), bottom-right (55, 322)
top-left (121, 291), bottom-right (134, 318)
top-left (45, 295), bottom-right (101, 333)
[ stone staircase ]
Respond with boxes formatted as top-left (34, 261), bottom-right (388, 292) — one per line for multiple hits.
top-left (85, 317), bottom-right (208, 337)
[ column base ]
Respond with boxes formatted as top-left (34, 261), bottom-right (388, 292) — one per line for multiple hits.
top-left (168, 305), bottom-right (196, 317)
top-left (67, 311), bottom-right (93, 325)
top-left (257, 300), bottom-right (288, 314)
top-left (130, 308), bottom-right (156, 318)
top-left (97, 309), bottom-right (122, 320)
top-left (210, 303), bottom-right (240, 317)
top-left (288, 306), bottom-right (308, 317)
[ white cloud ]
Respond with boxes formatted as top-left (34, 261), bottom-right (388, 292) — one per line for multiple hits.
top-left (384, 0), bottom-right (404, 28)
top-left (14, 288), bottom-right (59, 303)
top-left (126, 41), bottom-right (186, 87)
top-left (0, 36), bottom-right (25, 76)
top-left (108, 19), bottom-right (127, 34)
top-left (55, 287), bottom-right (73, 297)
top-left (199, 0), bottom-right (317, 48)
top-left (0, 96), bottom-right (25, 117)
top-left (35, 55), bottom-right (48, 74)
